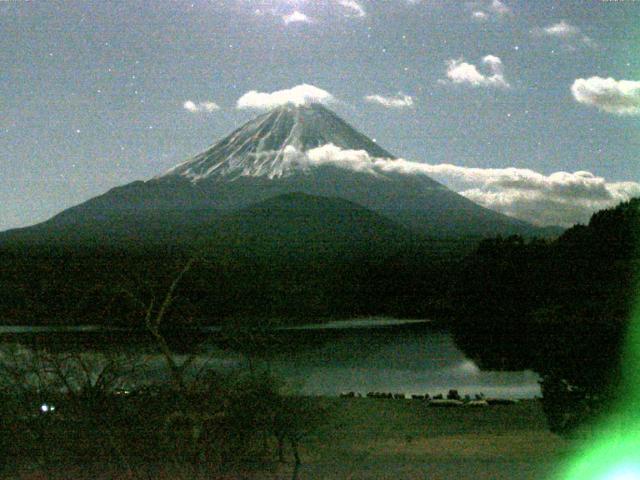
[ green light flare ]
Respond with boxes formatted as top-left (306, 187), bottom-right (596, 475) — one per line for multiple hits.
top-left (557, 429), bottom-right (640, 480)
top-left (557, 307), bottom-right (640, 479)
top-left (548, 37), bottom-right (640, 479)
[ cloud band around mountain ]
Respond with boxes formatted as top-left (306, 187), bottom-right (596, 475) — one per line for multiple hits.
top-left (284, 144), bottom-right (639, 227)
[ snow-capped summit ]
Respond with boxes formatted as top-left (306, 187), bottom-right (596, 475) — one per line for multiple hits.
top-left (161, 103), bottom-right (394, 181)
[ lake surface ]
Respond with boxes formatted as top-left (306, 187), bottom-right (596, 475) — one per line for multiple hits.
top-left (0, 318), bottom-right (541, 399)
top-left (264, 321), bottom-right (541, 398)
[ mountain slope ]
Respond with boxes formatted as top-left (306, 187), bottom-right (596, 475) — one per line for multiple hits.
top-left (1, 103), bottom-right (542, 242)
top-left (0, 194), bottom-right (443, 325)
top-left (210, 192), bottom-right (420, 256)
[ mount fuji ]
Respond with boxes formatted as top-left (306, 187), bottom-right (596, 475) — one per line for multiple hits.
top-left (2, 103), bottom-right (540, 245)
top-left (0, 103), bottom-right (558, 324)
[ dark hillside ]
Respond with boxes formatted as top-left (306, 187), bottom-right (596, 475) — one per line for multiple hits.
top-left (0, 194), bottom-right (467, 326)
top-left (449, 198), bottom-right (640, 433)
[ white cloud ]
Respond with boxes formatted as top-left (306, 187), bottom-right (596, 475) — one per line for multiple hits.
top-left (376, 163), bottom-right (640, 227)
top-left (249, 1), bottom-right (365, 23)
top-left (581, 35), bottom-right (597, 49)
top-left (183, 100), bottom-right (220, 113)
top-left (459, 178), bottom-right (640, 227)
top-left (304, 144), bottom-right (379, 174)
top-left (236, 84), bottom-right (335, 110)
top-left (444, 55), bottom-right (509, 88)
top-left (571, 76), bottom-right (640, 115)
top-left (540, 20), bottom-right (579, 37)
top-left (531, 20), bottom-right (595, 49)
top-left (472, 0), bottom-right (510, 20)
top-left (337, 0), bottom-right (366, 17)
top-left (446, 61), bottom-right (488, 85)
top-left (472, 10), bottom-right (488, 20)
top-left (282, 10), bottom-right (312, 24)
top-left (280, 144), bottom-right (640, 227)
top-left (489, 0), bottom-right (510, 15)
top-left (482, 54), bottom-right (502, 70)
top-left (364, 93), bottom-right (414, 109)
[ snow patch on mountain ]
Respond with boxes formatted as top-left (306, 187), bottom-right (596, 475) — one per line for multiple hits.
top-left (162, 143), bottom-right (390, 181)
top-left (160, 103), bottom-right (394, 181)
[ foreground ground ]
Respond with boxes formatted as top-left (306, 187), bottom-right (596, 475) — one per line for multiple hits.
top-left (286, 398), bottom-right (571, 480)
top-left (6, 397), bottom-right (574, 480)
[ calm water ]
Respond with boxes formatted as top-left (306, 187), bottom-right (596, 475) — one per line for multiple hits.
top-left (264, 321), bottom-right (541, 398)
top-left (0, 318), bottom-right (540, 399)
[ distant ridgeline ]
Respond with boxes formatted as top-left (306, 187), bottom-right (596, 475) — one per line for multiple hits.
top-left (448, 198), bottom-right (640, 434)
top-left (0, 193), bottom-right (479, 327)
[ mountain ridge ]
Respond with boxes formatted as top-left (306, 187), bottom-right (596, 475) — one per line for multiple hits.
top-left (159, 103), bottom-right (397, 181)
top-left (1, 103), bottom-right (550, 240)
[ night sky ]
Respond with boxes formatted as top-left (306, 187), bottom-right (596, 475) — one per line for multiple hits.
top-left (2, 0), bottom-right (639, 229)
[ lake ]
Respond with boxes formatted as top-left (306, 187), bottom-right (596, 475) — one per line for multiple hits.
top-left (0, 318), bottom-right (540, 399)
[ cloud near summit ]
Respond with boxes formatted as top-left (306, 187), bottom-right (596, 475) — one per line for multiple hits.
top-left (236, 84), bottom-right (335, 110)
top-left (250, 0), bottom-right (366, 23)
top-left (285, 144), bottom-right (640, 227)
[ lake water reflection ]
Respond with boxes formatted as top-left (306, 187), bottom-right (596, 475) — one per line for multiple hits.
top-left (0, 318), bottom-right (541, 399)
top-left (263, 320), bottom-right (541, 398)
